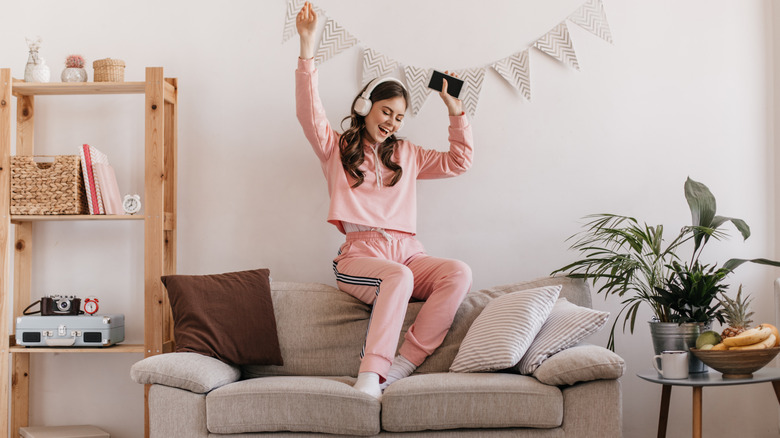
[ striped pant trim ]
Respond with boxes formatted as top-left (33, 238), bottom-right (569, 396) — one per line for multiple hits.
top-left (333, 258), bottom-right (381, 359)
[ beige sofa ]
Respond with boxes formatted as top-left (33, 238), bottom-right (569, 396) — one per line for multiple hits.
top-left (131, 276), bottom-right (624, 437)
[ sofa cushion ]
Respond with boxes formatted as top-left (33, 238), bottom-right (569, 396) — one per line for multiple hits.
top-left (206, 376), bottom-right (380, 436)
top-left (161, 268), bottom-right (282, 366)
top-left (533, 344), bottom-right (626, 386)
top-left (450, 285), bottom-right (560, 373)
top-left (130, 352), bottom-right (240, 393)
top-left (514, 298), bottom-right (609, 374)
top-left (415, 276), bottom-right (592, 374)
top-left (242, 282), bottom-right (370, 379)
top-left (381, 373), bottom-right (563, 432)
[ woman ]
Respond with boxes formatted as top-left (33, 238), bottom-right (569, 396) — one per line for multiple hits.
top-left (295, 2), bottom-right (474, 399)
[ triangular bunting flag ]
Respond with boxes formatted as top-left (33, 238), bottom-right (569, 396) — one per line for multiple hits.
top-left (403, 65), bottom-right (433, 116)
top-left (533, 22), bottom-right (580, 70)
top-left (281, 0), bottom-right (305, 44)
top-left (314, 18), bottom-right (359, 65)
top-left (569, 0), bottom-right (613, 44)
top-left (453, 68), bottom-right (486, 117)
top-left (492, 49), bottom-right (531, 101)
top-left (361, 48), bottom-right (399, 86)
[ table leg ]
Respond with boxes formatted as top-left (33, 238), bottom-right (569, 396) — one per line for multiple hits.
top-left (772, 380), bottom-right (780, 405)
top-left (658, 384), bottom-right (671, 438)
top-left (692, 386), bottom-right (702, 438)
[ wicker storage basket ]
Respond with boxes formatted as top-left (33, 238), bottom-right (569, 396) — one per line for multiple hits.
top-left (11, 155), bottom-right (88, 215)
top-left (93, 58), bottom-right (125, 82)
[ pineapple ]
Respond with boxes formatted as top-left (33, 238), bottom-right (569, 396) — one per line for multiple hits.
top-left (719, 285), bottom-right (754, 339)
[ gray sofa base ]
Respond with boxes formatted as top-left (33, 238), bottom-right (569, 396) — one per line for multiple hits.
top-left (148, 378), bottom-right (622, 438)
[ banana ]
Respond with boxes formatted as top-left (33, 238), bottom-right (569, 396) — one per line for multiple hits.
top-left (760, 323), bottom-right (780, 347)
top-left (722, 326), bottom-right (773, 347)
top-left (711, 342), bottom-right (727, 351)
top-left (729, 334), bottom-right (777, 350)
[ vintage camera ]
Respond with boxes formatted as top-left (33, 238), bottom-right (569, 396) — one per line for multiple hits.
top-left (41, 295), bottom-right (81, 316)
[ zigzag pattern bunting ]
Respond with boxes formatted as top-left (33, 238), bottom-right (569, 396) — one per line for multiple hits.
top-left (533, 22), bottom-right (580, 71)
top-left (492, 50), bottom-right (531, 101)
top-left (362, 48), bottom-right (399, 86)
top-left (569, 0), bottom-right (613, 44)
top-left (284, 0), bottom-right (613, 112)
top-left (314, 18), bottom-right (359, 65)
top-left (403, 65), bottom-right (433, 116)
top-left (453, 68), bottom-right (486, 117)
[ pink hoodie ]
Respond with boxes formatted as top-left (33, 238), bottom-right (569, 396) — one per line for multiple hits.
top-left (295, 58), bottom-right (474, 235)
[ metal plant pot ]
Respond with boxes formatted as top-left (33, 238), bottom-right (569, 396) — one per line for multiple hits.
top-left (649, 320), bottom-right (710, 373)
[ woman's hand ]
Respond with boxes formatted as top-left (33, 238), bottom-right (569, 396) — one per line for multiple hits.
top-left (439, 71), bottom-right (464, 116)
top-left (297, 2), bottom-right (317, 59)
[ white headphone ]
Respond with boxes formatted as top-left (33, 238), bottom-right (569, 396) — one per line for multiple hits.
top-left (353, 77), bottom-right (408, 120)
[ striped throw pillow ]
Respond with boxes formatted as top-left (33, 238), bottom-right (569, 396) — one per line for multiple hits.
top-left (514, 298), bottom-right (609, 375)
top-left (449, 285), bottom-right (561, 373)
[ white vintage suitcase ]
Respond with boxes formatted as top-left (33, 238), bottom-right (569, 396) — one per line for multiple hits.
top-left (15, 314), bottom-right (124, 347)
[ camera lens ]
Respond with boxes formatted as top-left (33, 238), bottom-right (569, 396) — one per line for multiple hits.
top-left (57, 299), bottom-right (71, 312)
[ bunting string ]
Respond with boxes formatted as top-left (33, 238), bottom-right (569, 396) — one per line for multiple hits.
top-left (283, 0), bottom-right (613, 116)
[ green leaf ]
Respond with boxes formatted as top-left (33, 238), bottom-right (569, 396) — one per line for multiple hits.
top-left (685, 177), bottom-right (716, 228)
top-left (722, 257), bottom-right (780, 273)
top-left (713, 216), bottom-right (751, 241)
top-left (684, 177), bottom-right (717, 251)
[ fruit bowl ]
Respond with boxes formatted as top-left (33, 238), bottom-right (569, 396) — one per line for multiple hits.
top-left (689, 347), bottom-right (780, 379)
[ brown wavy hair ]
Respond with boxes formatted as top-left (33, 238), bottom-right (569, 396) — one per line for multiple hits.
top-left (339, 80), bottom-right (409, 188)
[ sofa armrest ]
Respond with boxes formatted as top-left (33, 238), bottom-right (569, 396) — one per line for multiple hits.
top-left (131, 352), bottom-right (241, 394)
top-left (532, 343), bottom-right (625, 386)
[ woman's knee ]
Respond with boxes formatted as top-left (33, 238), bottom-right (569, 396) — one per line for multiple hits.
top-left (392, 264), bottom-right (415, 291)
top-left (446, 259), bottom-right (472, 288)
top-left (380, 264), bottom-right (414, 296)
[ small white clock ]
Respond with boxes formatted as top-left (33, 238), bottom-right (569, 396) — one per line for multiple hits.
top-left (123, 194), bottom-right (142, 215)
top-left (84, 297), bottom-right (99, 315)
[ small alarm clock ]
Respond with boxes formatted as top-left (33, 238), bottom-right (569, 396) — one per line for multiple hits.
top-left (123, 194), bottom-right (141, 215)
top-left (84, 297), bottom-right (99, 315)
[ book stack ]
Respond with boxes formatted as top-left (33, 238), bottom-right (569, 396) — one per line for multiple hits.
top-left (79, 144), bottom-right (123, 215)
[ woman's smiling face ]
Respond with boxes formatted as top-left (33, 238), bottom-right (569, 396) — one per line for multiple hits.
top-left (364, 96), bottom-right (406, 144)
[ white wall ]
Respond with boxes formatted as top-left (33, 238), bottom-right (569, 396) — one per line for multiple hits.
top-left (2, 0), bottom-right (778, 436)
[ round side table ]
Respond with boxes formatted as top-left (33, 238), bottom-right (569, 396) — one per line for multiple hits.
top-left (637, 368), bottom-right (780, 438)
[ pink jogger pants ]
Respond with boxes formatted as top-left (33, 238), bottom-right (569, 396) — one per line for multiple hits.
top-left (333, 229), bottom-right (472, 381)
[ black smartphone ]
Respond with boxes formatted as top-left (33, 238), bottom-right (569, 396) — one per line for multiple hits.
top-left (428, 70), bottom-right (464, 98)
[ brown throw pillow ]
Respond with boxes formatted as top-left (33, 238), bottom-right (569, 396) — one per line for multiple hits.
top-left (161, 268), bottom-right (283, 366)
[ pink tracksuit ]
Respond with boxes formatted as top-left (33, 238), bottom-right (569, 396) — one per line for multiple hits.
top-left (295, 58), bottom-right (474, 381)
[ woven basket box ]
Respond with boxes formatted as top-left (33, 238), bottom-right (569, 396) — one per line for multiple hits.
top-left (11, 155), bottom-right (89, 215)
top-left (93, 58), bottom-right (125, 82)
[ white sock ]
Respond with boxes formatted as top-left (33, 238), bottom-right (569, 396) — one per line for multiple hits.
top-left (354, 372), bottom-right (382, 400)
top-left (380, 355), bottom-right (417, 390)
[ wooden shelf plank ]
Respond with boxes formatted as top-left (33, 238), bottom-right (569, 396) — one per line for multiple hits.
top-left (11, 214), bottom-right (145, 223)
top-left (12, 81), bottom-right (146, 96)
top-left (9, 344), bottom-right (144, 354)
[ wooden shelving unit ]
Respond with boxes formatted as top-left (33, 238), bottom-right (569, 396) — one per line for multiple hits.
top-left (0, 67), bottom-right (177, 438)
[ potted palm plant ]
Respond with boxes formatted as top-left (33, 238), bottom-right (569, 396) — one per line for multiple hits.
top-left (553, 178), bottom-right (780, 366)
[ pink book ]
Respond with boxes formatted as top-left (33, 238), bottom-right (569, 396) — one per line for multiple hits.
top-left (94, 163), bottom-right (122, 215)
top-left (87, 145), bottom-right (109, 214)
top-left (80, 144), bottom-right (101, 214)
